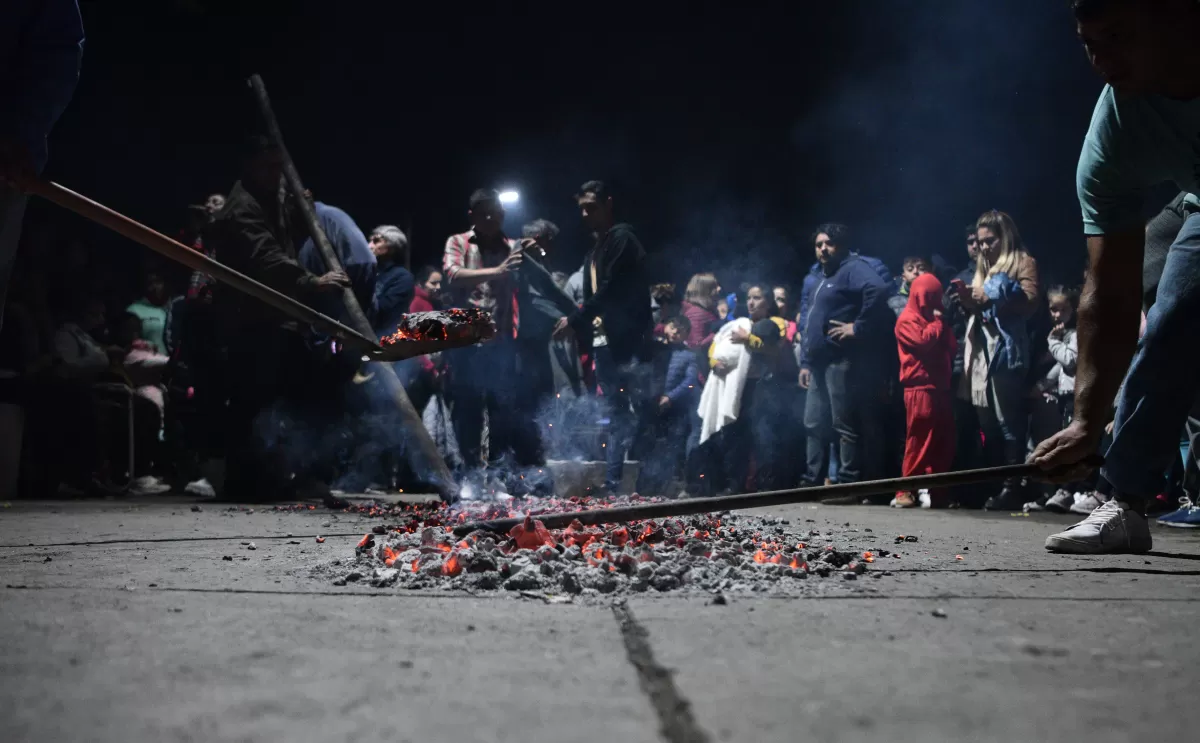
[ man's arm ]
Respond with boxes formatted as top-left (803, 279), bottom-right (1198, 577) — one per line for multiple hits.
top-left (222, 205), bottom-right (320, 297)
top-left (1074, 230), bottom-right (1144, 434)
top-left (570, 230), bottom-right (641, 329)
top-left (443, 235), bottom-right (511, 287)
top-left (851, 263), bottom-right (888, 339)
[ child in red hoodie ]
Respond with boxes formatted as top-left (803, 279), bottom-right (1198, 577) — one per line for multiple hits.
top-left (894, 273), bottom-right (957, 508)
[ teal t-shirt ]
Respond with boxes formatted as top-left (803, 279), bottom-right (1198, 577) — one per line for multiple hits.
top-left (1077, 85), bottom-right (1200, 236)
top-left (126, 299), bottom-right (167, 355)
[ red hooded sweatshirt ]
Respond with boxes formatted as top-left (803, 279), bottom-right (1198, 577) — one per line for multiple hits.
top-left (895, 273), bottom-right (956, 391)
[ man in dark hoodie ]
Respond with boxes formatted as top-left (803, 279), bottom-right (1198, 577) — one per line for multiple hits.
top-left (206, 136), bottom-right (350, 500)
top-left (799, 222), bottom-right (889, 490)
top-left (554, 180), bottom-right (652, 493)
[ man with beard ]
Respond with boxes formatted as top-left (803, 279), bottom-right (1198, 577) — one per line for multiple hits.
top-left (554, 180), bottom-right (652, 494)
top-left (1034, 0), bottom-right (1200, 548)
top-left (799, 223), bottom-right (890, 495)
top-left (206, 136), bottom-right (349, 501)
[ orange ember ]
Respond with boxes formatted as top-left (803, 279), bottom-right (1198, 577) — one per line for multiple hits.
top-left (788, 557), bottom-right (800, 570)
top-left (356, 534), bottom-right (372, 549)
top-left (753, 550), bottom-right (768, 564)
top-left (410, 559), bottom-right (419, 573)
top-left (510, 514), bottom-right (555, 550)
top-left (609, 526), bottom-right (630, 547)
top-left (442, 553), bottom-right (463, 577)
top-left (863, 551), bottom-right (875, 563)
top-left (382, 546), bottom-right (399, 567)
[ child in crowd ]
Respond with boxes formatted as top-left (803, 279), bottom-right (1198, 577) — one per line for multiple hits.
top-left (893, 273), bottom-right (956, 508)
top-left (1029, 286), bottom-right (1081, 513)
top-left (716, 298), bottom-right (730, 322)
top-left (888, 256), bottom-right (929, 317)
top-left (638, 315), bottom-right (699, 494)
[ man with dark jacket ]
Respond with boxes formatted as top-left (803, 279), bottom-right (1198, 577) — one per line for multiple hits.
top-left (554, 180), bottom-right (652, 493)
top-left (206, 137), bottom-right (349, 500)
top-left (799, 223), bottom-right (889, 489)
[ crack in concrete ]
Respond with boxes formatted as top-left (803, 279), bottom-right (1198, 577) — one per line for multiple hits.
top-left (612, 601), bottom-right (712, 743)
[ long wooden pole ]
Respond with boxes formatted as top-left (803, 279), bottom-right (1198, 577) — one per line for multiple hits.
top-left (24, 179), bottom-right (381, 355)
top-left (247, 74), bottom-right (457, 503)
top-left (452, 461), bottom-right (1095, 536)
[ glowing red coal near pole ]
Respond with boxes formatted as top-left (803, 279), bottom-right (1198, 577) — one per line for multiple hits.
top-left (509, 514), bottom-right (555, 550)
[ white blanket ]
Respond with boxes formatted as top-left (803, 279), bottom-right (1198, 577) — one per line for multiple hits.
top-left (697, 318), bottom-right (752, 445)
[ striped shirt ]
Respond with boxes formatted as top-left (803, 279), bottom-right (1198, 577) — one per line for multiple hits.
top-left (442, 229), bottom-right (519, 338)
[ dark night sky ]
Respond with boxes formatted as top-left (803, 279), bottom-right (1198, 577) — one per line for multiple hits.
top-left (36, 0), bottom-right (1150, 297)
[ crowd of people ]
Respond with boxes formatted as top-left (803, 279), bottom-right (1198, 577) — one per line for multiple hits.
top-left (4, 155), bottom-right (1196, 537)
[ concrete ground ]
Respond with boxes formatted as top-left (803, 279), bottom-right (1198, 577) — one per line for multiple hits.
top-left (2, 496), bottom-right (1199, 743)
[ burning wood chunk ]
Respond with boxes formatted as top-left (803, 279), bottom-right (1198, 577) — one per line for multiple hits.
top-left (380, 309), bottom-right (496, 347)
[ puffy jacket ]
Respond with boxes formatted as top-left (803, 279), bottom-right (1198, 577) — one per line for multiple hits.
top-left (895, 274), bottom-right (956, 391)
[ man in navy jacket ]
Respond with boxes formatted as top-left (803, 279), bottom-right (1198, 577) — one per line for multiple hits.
top-left (799, 223), bottom-right (889, 488)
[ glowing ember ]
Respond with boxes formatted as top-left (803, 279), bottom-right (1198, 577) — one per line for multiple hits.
top-left (380, 308), bottom-right (495, 346)
top-left (321, 495), bottom-right (881, 595)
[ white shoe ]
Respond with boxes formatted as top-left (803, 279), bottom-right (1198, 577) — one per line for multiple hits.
top-left (131, 475), bottom-right (172, 495)
top-left (1069, 491), bottom-right (1107, 515)
top-left (184, 478), bottom-right (215, 497)
top-left (1044, 489), bottom-right (1074, 513)
top-left (1044, 500), bottom-right (1152, 554)
top-left (1023, 500), bottom-right (1046, 513)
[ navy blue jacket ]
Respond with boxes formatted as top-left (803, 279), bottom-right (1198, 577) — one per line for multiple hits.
top-left (663, 344), bottom-right (699, 412)
top-left (800, 256), bottom-right (890, 370)
top-left (1, 0), bottom-right (84, 173)
top-left (373, 261), bottom-right (415, 336)
top-left (798, 252), bottom-right (892, 330)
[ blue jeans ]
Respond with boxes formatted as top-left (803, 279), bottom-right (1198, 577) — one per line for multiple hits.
top-left (595, 346), bottom-right (649, 491)
top-left (804, 361), bottom-right (865, 484)
top-left (1104, 212), bottom-right (1200, 498)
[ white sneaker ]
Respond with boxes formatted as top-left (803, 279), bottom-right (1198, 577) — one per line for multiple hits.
top-left (1023, 500), bottom-right (1046, 513)
top-left (1044, 489), bottom-right (1074, 513)
top-left (184, 478), bottom-right (215, 497)
top-left (1069, 491), bottom-right (1108, 515)
top-left (1044, 500), bottom-right (1152, 554)
top-left (131, 475), bottom-right (172, 495)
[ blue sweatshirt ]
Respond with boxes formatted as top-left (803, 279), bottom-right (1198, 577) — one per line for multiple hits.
top-left (800, 255), bottom-right (889, 370)
top-left (297, 202), bottom-right (379, 318)
top-left (798, 252), bottom-right (892, 330)
top-left (1, 0), bottom-right (85, 174)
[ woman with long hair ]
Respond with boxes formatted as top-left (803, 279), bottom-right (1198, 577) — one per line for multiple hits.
top-left (705, 284), bottom-right (789, 493)
top-left (955, 210), bottom-right (1041, 509)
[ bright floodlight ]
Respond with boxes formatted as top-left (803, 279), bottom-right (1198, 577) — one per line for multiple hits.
top-left (498, 190), bottom-right (519, 205)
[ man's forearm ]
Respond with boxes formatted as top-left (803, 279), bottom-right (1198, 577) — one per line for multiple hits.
top-left (447, 267), bottom-right (500, 286)
top-left (1074, 232), bottom-right (1144, 431)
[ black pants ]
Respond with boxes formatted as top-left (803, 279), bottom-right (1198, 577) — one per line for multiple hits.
top-left (447, 340), bottom-right (546, 474)
top-left (224, 329), bottom-right (347, 500)
top-left (724, 376), bottom-right (790, 493)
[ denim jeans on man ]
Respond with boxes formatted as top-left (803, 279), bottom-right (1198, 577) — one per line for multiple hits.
top-left (804, 360), bottom-right (868, 484)
top-left (1104, 212), bottom-right (1200, 499)
top-left (594, 345), bottom-right (651, 491)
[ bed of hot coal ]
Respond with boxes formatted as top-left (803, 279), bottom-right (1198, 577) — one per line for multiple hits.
top-left (312, 496), bottom-right (896, 596)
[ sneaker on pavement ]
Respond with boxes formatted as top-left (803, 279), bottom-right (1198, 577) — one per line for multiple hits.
top-left (1160, 497), bottom-right (1200, 529)
top-left (184, 478), bottom-right (215, 497)
top-left (1044, 489), bottom-right (1074, 514)
top-left (984, 486), bottom-right (1028, 512)
top-left (1044, 500), bottom-right (1152, 554)
top-left (1069, 491), bottom-right (1108, 515)
top-left (131, 475), bottom-right (172, 495)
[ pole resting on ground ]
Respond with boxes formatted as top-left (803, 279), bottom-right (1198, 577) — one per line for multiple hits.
top-left (452, 460), bottom-right (1101, 537)
top-left (247, 73), bottom-right (458, 503)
